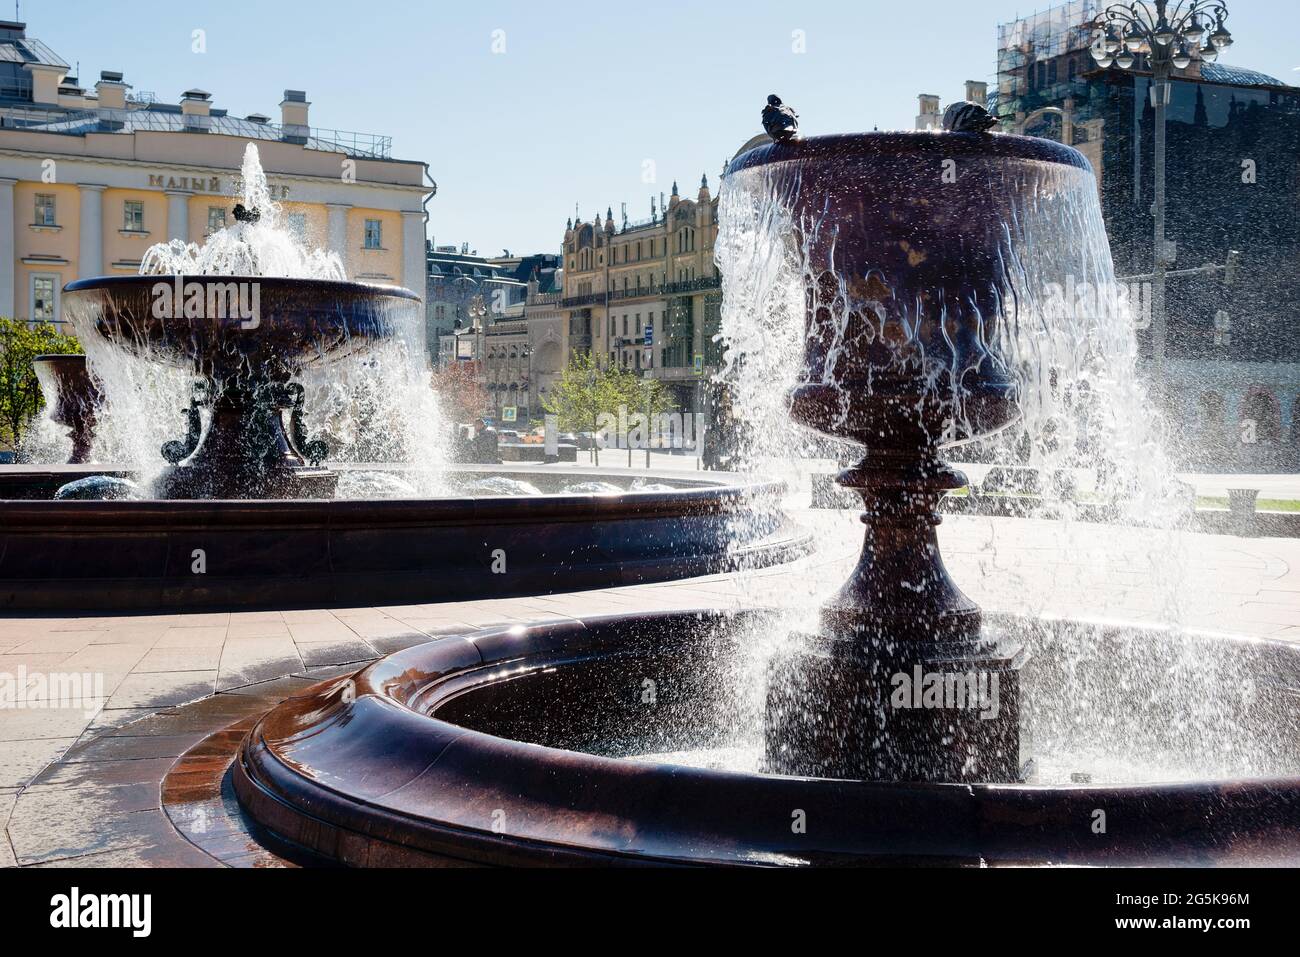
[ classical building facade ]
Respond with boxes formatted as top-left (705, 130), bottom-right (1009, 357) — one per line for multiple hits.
top-left (0, 19), bottom-right (431, 332)
top-left (560, 177), bottom-right (721, 414)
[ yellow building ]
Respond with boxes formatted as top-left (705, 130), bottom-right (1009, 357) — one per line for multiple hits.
top-left (0, 20), bottom-right (432, 330)
top-left (561, 177), bottom-right (721, 413)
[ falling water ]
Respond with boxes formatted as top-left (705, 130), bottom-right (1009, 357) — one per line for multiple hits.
top-left (66, 143), bottom-right (449, 494)
top-left (673, 133), bottom-right (1286, 784)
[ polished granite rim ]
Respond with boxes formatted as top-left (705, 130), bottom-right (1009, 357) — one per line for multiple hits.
top-left (232, 610), bottom-right (1300, 867)
top-left (0, 470), bottom-right (809, 612)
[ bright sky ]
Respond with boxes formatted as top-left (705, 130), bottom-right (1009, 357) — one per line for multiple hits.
top-left (34, 0), bottom-right (1300, 257)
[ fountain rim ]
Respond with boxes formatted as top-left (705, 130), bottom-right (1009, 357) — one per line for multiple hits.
top-left (0, 470), bottom-right (787, 526)
top-left (343, 609), bottom-right (1300, 792)
top-left (725, 130), bottom-right (1092, 177)
top-left (62, 274), bottom-right (423, 301)
top-left (232, 608), bottom-right (1300, 866)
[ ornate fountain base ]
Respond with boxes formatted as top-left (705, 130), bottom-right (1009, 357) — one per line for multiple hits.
top-left (155, 377), bottom-right (335, 500)
top-left (766, 633), bottom-right (1029, 782)
top-left (33, 355), bottom-right (101, 465)
top-left (765, 450), bottom-right (1030, 782)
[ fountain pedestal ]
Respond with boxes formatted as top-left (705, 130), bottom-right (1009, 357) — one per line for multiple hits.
top-left (766, 450), bottom-right (1029, 782)
top-left (157, 378), bottom-right (335, 499)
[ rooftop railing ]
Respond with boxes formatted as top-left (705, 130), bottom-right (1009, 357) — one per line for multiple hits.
top-left (0, 104), bottom-right (393, 158)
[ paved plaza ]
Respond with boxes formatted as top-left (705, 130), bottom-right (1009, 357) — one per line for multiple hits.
top-left (2, 506), bottom-right (1299, 867)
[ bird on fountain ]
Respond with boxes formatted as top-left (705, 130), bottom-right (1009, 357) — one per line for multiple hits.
top-left (762, 94), bottom-right (799, 142)
top-left (942, 101), bottom-right (999, 133)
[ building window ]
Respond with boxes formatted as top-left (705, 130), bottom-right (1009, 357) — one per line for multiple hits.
top-left (123, 200), bottom-right (144, 232)
top-left (34, 193), bottom-right (56, 226)
top-left (364, 218), bottom-right (383, 249)
top-left (207, 206), bottom-right (227, 234)
top-left (31, 275), bottom-right (57, 323)
top-left (287, 212), bottom-right (307, 242)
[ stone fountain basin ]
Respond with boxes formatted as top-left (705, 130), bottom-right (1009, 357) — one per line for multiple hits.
top-left (62, 275), bottom-right (416, 375)
top-left (234, 609), bottom-right (1300, 866)
top-left (0, 468), bottom-right (806, 611)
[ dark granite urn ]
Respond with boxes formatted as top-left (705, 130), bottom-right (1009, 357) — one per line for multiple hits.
top-left (726, 125), bottom-right (1094, 782)
top-left (32, 354), bottom-right (102, 464)
top-left (62, 275), bottom-right (419, 499)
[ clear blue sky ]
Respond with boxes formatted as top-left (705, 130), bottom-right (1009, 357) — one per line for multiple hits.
top-left (32, 0), bottom-right (1300, 257)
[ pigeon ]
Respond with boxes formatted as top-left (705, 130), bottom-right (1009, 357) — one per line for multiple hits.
top-left (232, 203), bottom-right (261, 224)
top-left (762, 94), bottom-right (799, 143)
top-left (942, 101), bottom-right (998, 133)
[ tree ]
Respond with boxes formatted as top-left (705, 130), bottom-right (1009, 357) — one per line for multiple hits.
top-left (604, 364), bottom-right (675, 436)
top-left (0, 318), bottom-right (83, 452)
top-left (431, 359), bottom-right (490, 424)
top-left (542, 353), bottom-right (676, 464)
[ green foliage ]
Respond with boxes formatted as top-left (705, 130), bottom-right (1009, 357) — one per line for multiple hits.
top-left (540, 352), bottom-right (610, 434)
top-left (0, 318), bottom-right (83, 450)
top-left (541, 353), bottom-right (676, 463)
top-left (542, 353), bottom-right (675, 432)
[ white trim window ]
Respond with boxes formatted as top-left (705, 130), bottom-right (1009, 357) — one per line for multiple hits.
top-left (363, 218), bottom-right (383, 249)
top-left (34, 193), bottom-right (56, 226)
top-left (31, 274), bottom-right (58, 324)
top-left (207, 206), bottom-right (227, 234)
top-left (123, 200), bottom-right (144, 232)
top-left (287, 212), bottom-right (307, 242)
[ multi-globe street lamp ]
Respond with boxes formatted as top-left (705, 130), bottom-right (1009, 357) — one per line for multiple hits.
top-left (1090, 1), bottom-right (1233, 394)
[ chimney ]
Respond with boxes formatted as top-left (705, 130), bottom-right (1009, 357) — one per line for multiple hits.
top-left (57, 76), bottom-right (90, 108)
top-left (25, 62), bottom-right (66, 105)
top-left (964, 80), bottom-right (988, 107)
top-left (180, 88), bottom-right (212, 132)
top-left (95, 71), bottom-right (128, 110)
top-left (280, 89), bottom-right (309, 144)
top-left (915, 94), bottom-right (941, 130)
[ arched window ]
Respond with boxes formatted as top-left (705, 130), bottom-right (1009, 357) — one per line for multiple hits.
top-left (1241, 389), bottom-right (1282, 444)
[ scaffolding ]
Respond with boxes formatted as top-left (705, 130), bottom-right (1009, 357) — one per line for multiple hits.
top-left (996, 1), bottom-right (1101, 125)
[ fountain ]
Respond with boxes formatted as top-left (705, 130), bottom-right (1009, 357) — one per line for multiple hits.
top-left (227, 100), bottom-right (1300, 866)
top-left (62, 274), bottom-right (414, 499)
top-left (0, 143), bottom-right (807, 610)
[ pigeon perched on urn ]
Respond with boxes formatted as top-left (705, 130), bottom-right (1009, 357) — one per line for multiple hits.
top-left (762, 94), bottom-right (799, 142)
top-left (942, 101), bottom-right (998, 133)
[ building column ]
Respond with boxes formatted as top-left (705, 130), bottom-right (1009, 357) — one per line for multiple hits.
top-left (326, 203), bottom-right (350, 270)
top-left (400, 210), bottom-right (426, 297)
top-left (165, 189), bottom-right (190, 243)
top-left (78, 183), bottom-right (107, 278)
top-left (0, 178), bottom-right (15, 319)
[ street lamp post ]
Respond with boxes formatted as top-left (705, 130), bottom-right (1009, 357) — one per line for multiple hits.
top-left (1090, 1), bottom-right (1232, 397)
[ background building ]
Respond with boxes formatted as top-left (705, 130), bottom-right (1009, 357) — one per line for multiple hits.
top-left (0, 19), bottom-right (432, 334)
top-left (431, 246), bottom-right (562, 422)
top-left (560, 177), bottom-right (721, 414)
top-left (921, 1), bottom-right (1300, 469)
